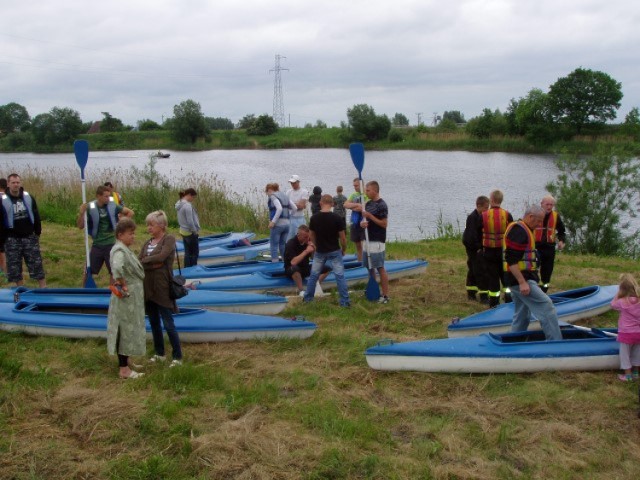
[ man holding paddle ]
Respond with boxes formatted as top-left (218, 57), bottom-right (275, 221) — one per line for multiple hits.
top-left (77, 185), bottom-right (134, 281)
top-left (355, 180), bottom-right (390, 304)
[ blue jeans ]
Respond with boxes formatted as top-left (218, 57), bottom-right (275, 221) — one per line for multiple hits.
top-left (303, 250), bottom-right (350, 307)
top-left (287, 216), bottom-right (306, 241)
top-left (182, 234), bottom-right (199, 268)
top-left (269, 223), bottom-right (289, 261)
top-left (510, 280), bottom-right (562, 340)
top-left (146, 301), bottom-right (183, 359)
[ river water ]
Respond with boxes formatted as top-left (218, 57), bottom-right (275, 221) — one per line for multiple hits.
top-left (0, 149), bottom-right (559, 240)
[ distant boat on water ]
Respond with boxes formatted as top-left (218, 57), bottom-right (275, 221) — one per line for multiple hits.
top-left (152, 151), bottom-right (170, 158)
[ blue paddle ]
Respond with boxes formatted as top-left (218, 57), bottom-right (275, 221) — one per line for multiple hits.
top-left (349, 143), bottom-right (381, 301)
top-left (74, 140), bottom-right (96, 288)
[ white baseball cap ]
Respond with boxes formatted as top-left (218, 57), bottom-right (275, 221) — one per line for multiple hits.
top-left (288, 174), bottom-right (300, 183)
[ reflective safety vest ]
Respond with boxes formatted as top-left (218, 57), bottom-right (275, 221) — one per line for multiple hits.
top-left (268, 191), bottom-right (291, 221)
top-left (87, 200), bottom-right (118, 238)
top-left (503, 221), bottom-right (539, 272)
top-left (534, 211), bottom-right (558, 243)
top-left (482, 207), bottom-right (510, 248)
top-left (1, 192), bottom-right (35, 228)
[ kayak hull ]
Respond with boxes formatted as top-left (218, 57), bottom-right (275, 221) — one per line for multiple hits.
top-left (366, 326), bottom-right (619, 373)
top-left (447, 285), bottom-right (617, 338)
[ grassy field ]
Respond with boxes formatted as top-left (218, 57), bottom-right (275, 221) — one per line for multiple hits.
top-left (1, 222), bottom-right (639, 479)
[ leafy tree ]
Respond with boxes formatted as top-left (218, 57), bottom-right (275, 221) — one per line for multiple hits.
top-left (170, 99), bottom-right (209, 143)
top-left (442, 111), bottom-right (465, 124)
top-left (346, 104), bottom-right (391, 141)
top-left (237, 114), bottom-right (256, 129)
top-left (506, 89), bottom-right (557, 145)
top-left (388, 129), bottom-right (404, 142)
top-left (391, 113), bottom-right (409, 127)
top-left (247, 114), bottom-right (279, 136)
top-left (0, 102), bottom-right (30, 134)
top-left (31, 107), bottom-right (83, 145)
top-left (137, 119), bottom-right (162, 131)
top-left (435, 118), bottom-right (458, 132)
top-left (465, 108), bottom-right (506, 138)
top-left (314, 119), bottom-right (327, 129)
top-left (548, 68), bottom-right (623, 134)
top-left (206, 117), bottom-right (234, 130)
top-left (546, 147), bottom-right (640, 256)
top-left (621, 107), bottom-right (640, 138)
top-left (100, 112), bottom-right (126, 132)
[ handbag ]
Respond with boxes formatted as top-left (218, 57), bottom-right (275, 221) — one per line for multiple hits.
top-left (169, 246), bottom-right (189, 300)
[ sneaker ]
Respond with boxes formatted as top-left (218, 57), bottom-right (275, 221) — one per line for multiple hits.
top-left (378, 296), bottom-right (389, 304)
top-left (169, 359), bottom-right (183, 368)
top-left (618, 373), bottom-right (633, 382)
top-left (149, 355), bottom-right (166, 363)
top-left (298, 290), bottom-right (305, 298)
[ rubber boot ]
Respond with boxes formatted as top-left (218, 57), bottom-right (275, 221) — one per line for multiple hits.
top-left (467, 291), bottom-right (477, 301)
top-left (504, 293), bottom-right (512, 304)
top-left (488, 297), bottom-right (500, 309)
top-left (540, 285), bottom-right (549, 293)
top-left (479, 293), bottom-right (489, 305)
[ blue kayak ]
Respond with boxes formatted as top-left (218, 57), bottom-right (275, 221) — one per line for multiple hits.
top-left (195, 259), bottom-right (428, 293)
top-left (0, 287), bottom-right (288, 316)
top-left (175, 231), bottom-right (255, 253)
top-left (196, 238), bottom-right (272, 265)
top-left (365, 325), bottom-right (619, 373)
top-left (176, 254), bottom-right (359, 282)
top-left (447, 285), bottom-right (618, 338)
top-left (0, 301), bottom-right (316, 343)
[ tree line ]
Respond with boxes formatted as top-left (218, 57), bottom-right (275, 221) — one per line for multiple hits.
top-left (1, 67), bottom-right (638, 149)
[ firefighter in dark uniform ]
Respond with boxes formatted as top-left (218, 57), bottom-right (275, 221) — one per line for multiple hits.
top-left (462, 195), bottom-right (489, 302)
top-left (535, 195), bottom-right (566, 293)
top-left (480, 189), bottom-right (513, 308)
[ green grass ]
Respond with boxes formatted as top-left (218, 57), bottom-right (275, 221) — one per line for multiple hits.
top-left (1, 223), bottom-right (640, 478)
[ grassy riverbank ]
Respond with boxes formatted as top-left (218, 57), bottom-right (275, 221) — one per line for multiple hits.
top-left (1, 222), bottom-right (639, 479)
top-left (2, 127), bottom-right (638, 155)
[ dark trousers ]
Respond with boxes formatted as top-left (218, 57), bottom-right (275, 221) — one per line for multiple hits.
top-left (481, 248), bottom-right (507, 306)
top-left (146, 301), bottom-right (182, 360)
top-left (537, 243), bottom-right (556, 292)
top-left (465, 247), bottom-right (485, 298)
top-left (182, 234), bottom-right (199, 268)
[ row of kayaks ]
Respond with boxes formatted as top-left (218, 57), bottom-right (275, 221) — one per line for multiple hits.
top-left (0, 231), bottom-right (623, 374)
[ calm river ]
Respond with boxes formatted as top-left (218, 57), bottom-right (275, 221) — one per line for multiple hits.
top-left (0, 149), bottom-right (559, 241)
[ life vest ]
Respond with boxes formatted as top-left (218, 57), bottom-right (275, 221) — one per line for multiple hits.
top-left (503, 221), bottom-right (539, 272)
top-left (534, 211), bottom-right (558, 243)
top-left (87, 200), bottom-right (118, 238)
top-left (1, 192), bottom-right (35, 228)
top-left (268, 191), bottom-right (291, 220)
top-left (482, 207), bottom-right (510, 248)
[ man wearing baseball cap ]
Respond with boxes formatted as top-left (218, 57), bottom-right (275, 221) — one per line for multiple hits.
top-left (286, 174), bottom-right (309, 241)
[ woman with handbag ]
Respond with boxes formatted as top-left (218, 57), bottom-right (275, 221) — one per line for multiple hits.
top-left (107, 218), bottom-right (146, 379)
top-left (139, 210), bottom-right (183, 367)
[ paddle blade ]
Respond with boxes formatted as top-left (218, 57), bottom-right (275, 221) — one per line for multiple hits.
top-left (365, 273), bottom-right (381, 301)
top-left (349, 143), bottom-right (365, 174)
top-left (83, 268), bottom-right (97, 288)
top-left (74, 140), bottom-right (89, 173)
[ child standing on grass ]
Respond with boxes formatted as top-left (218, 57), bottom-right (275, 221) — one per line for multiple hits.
top-left (611, 273), bottom-right (640, 381)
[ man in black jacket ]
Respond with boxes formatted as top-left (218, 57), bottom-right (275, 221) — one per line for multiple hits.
top-left (462, 195), bottom-right (489, 302)
top-left (0, 174), bottom-right (46, 287)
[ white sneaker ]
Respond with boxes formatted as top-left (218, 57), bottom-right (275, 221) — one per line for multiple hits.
top-left (314, 282), bottom-right (324, 297)
top-left (169, 359), bottom-right (183, 368)
top-left (149, 355), bottom-right (166, 363)
top-left (298, 290), bottom-right (306, 297)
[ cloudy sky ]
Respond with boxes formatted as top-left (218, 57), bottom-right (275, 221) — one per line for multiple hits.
top-left (2, 0), bottom-right (639, 128)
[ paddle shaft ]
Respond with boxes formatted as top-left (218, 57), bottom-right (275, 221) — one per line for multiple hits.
top-left (570, 324), bottom-right (618, 338)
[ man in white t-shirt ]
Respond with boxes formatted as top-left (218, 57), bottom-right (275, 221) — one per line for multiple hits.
top-left (286, 174), bottom-right (309, 240)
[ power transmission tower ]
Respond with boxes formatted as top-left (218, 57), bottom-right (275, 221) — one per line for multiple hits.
top-left (269, 54), bottom-right (289, 127)
top-left (415, 112), bottom-right (423, 126)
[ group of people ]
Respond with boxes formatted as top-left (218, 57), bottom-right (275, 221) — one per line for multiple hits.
top-left (75, 184), bottom-right (191, 378)
top-left (463, 190), bottom-right (640, 379)
top-left (266, 174), bottom-right (390, 306)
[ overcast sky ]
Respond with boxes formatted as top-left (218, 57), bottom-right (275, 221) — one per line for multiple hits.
top-left (2, 0), bottom-right (639, 128)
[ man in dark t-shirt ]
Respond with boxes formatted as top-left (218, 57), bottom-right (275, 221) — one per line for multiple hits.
top-left (302, 195), bottom-right (350, 307)
top-left (284, 225), bottom-right (329, 294)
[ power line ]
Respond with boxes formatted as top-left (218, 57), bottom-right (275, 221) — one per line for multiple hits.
top-left (269, 54), bottom-right (288, 127)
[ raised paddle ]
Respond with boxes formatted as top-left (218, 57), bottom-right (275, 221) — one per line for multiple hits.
top-left (349, 142), bottom-right (381, 301)
top-left (74, 139), bottom-right (96, 288)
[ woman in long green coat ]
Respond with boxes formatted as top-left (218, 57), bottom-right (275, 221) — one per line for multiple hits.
top-left (106, 218), bottom-right (146, 379)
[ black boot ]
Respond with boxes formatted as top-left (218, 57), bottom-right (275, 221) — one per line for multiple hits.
top-left (504, 293), bottom-right (512, 303)
top-left (467, 291), bottom-right (477, 301)
top-left (479, 293), bottom-right (489, 305)
top-left (489, 297), bottom-right (500, 308)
